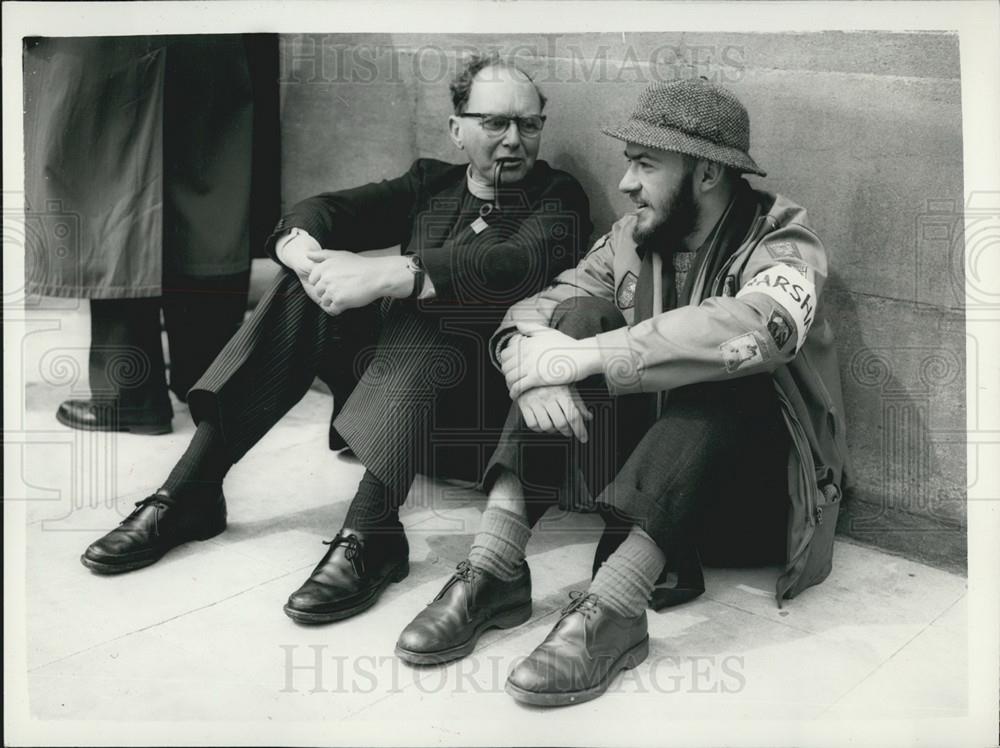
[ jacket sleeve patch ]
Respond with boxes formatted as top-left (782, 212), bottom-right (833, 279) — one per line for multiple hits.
top-left (616, 271), bottom-right (638, 310)
top-left (720, 332), bottom-right (766, 373)
top-left (765, 240), bottom-right (801, 260)
top-left (736, 262), bottom-right (816, 352)
top-left (766, 307), bottom-right (795, 350)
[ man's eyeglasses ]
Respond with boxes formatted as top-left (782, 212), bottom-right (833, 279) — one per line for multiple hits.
top-left (458, 113), bottom-right (546, 138)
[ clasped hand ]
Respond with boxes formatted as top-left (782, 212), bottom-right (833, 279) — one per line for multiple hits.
top-left (500, 322), bottom-right (609, 442)
top-left (307, 250), bottom-right (393, 315)
top-left (500, 322), bottom-right (599, 400)
top-left (516, 383), bottom-right (592, 443)
top-left (283, 242), bottom-right (390, 316)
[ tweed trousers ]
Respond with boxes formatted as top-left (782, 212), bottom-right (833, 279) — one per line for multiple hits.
top-left (485, 297), bottom-right (789, 568)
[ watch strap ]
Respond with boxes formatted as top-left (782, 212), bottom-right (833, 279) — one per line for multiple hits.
top-left (406, 255), bottom-right (425, 299)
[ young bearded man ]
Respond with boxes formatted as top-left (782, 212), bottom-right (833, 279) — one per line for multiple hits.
top-left (79, 54), bottom-right (592, 628)
top-left (396, 78), bottom-right (848, 707)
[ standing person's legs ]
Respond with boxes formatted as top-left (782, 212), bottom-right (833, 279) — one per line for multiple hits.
top-left (160, 34), bottom-right (269, 403)
top-left (56, 297), bottom-right (174, 435)
top-left (162, 270), bottom-right (251, 401)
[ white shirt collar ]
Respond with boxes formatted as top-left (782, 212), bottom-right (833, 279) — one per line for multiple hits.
top-left (465, 165), bottom-right (495, 201)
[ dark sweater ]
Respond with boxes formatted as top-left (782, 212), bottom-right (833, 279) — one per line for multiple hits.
top-left (267, 158), bottom-right (593, 312)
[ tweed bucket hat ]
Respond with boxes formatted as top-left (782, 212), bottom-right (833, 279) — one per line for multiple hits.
top-left (603, 78), bottom-right (766, 176)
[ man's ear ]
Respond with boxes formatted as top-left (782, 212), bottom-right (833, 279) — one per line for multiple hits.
top-left (697, 160), bottom-right (725, 193)
top-left (448, 115), bottom-right (464, 150)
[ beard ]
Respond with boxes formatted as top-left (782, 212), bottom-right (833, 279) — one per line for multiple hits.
top-left (631, 168), bottom-right (700, 250)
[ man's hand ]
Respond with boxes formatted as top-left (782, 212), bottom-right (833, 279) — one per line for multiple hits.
top-left (501, 322), bottom-right (604, 400)
top-left (276, 231), bottom-right (326, 307)
top-left (306, 250), bottom-right (413, 316)
top-left (516, 384), bottom-right (592, 442)
top-left (279, 235), bottom-right (319, 277)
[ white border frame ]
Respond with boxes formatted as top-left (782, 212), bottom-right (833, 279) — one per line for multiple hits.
top-left (4, 2), bottom-right (998, 746)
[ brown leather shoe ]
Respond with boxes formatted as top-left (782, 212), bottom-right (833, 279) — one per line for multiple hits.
top-left (283, 528), bottom-right (409, 624)
top-left (57, 399), bottom-right (172, 435)
top-left (80, 488), bottom-right (227, 574)
top-left (395, 560), bottom-right (532, 665)
top-left (505, 592), bottom-right (648, 707)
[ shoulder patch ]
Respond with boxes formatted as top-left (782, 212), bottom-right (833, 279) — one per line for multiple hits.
top-left (616, 271), bottom-right (638, 309)
top-left (765, 240), bottom-right (801, 260)
top-left (720, 332), bottom-right (766, 373)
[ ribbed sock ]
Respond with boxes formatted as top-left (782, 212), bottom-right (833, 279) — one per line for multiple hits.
top-left (342, 469), bottom-right (403, 533)
top-left (468, 506), bottom-right (532, 581)
top-left (161, 419), bottom-right (231, 497)
top-left (589, 526), bottom-right (666, 618)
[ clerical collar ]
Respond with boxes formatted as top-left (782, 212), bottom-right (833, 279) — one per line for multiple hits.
top-left (465, 166), bottom-right (495, 201)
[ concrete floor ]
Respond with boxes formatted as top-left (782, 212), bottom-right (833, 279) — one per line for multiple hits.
top-left (7, 303), bottom-right (972, 744)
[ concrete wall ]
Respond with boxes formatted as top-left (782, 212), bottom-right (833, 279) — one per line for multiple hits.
top-left (277, 32), bottom-right (966, 571)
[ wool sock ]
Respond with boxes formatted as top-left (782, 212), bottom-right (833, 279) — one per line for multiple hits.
top-left (342, 469), bottom-right (404, 533)
top-left (161, 419), bottom-right (231, 498)
top-left (588, 525), bottom-right (666, 618)
top-left (467, 505), bottom-right (533, 581)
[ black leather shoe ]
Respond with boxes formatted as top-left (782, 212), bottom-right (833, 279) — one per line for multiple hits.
top-left (57, 399), bottom-right (172, 435)
top-left (505, 592), bottom-right (648, 707)
top-left (283, 528), bottom-right (409, 624)
top-left (395, 560), bottom-right (532, 665)
top-left (80, 488), bottom-right (227, 574)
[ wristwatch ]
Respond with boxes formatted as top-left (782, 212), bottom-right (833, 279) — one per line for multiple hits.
top-left (405, 254), bottom-right (425, 299)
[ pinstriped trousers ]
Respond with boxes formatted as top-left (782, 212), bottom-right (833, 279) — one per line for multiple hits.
top-left (187, 267), bottom-right (511, 496)
top-left (186, 268), bottom-right (378, 465)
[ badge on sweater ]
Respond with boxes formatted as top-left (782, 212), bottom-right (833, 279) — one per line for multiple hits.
top-left (616, 271), bottom-right (638, 309)
top-left (720, 332), bottom-right (765, 373)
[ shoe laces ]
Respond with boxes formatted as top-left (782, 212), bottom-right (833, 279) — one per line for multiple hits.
top-left (431, 560), bottom-right (481, 603)
top-left (453, 559), bottom-right (481, 582)
top-left (560, 590), bottom-right (601, 621)
top-left (324, 533), bottom-right (365, 577)
top-left (121, 494), bottom-right (175, 536)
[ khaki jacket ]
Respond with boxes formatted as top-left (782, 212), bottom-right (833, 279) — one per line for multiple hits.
top-left (492, 188), bottom-right (849, 605)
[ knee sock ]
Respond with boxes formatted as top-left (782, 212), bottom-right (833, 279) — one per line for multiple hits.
top-left (468, 505), bottom-right (532, 581)
top-left (161, 419), bottom-right (231, 497)
top-left (342, 469), bottom-right (403, 532)
top-left (588, 525), bottom-right (666, 618)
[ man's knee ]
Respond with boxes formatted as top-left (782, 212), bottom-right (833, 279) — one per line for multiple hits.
top-left (549, 297), bottom-right (626, 341)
